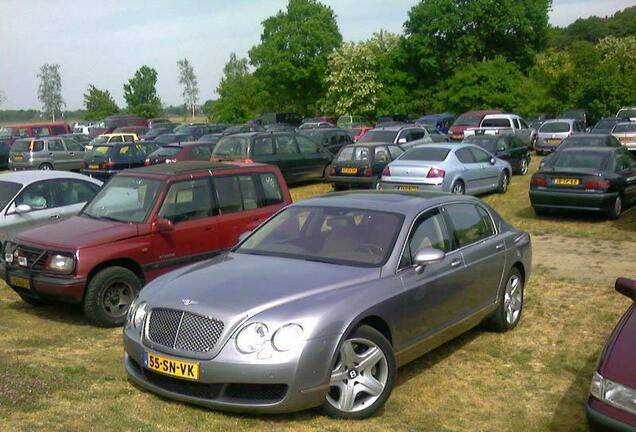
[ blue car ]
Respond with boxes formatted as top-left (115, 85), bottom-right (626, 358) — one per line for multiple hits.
top-left (416, 114), bottom-right (456, 134)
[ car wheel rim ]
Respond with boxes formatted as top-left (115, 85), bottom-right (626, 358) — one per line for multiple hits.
top-left (102, 281), bottom-right (134, 319)
top-left (41, 165), bottom-right (50, 170)
top-left (452, 183), bottom-right (464, 194)
top-left (521, 159), bottom-right (528, 175)
top-left (615, 197), bottom-right (622, 216)
top-left (502, 174), bottom-right (508, 192)
top-left (503, 274), bottom-right (522, 325)
top-left (327, 337), bottom-right (388, 413)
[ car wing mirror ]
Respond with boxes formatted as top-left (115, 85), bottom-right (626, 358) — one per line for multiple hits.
top-left (616, 277), bottom-right (636, 301)
top-left (238, 230), bottom-right (252, 243)
top-left (154, 218), bottom-right (174, 233)
top-left (489, 157), bottom-right (496, 165)
top-left (413, 248), bottom-right (445, 273)
top-left (397, 138), bottom-right (407, 144)
top-left (14, 204), bottom-right (32, 215)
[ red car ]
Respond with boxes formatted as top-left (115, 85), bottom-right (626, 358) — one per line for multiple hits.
top-left (89, 115), bottom-right (148, 137)
top-left (448, 110), bottom-right (500, 141)
top-left (587, 277), bottom-right (636, 431)
top-left (144, 141), bottom-right (214, 165)
top-left (347, 127), bottom-right (371, 142)
top-left (1, 161), bottom-right (292, 327)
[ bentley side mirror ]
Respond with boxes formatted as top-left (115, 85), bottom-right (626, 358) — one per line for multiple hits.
top-left (413, 248), bottom-right (445, 273)
top-left (14, 204), bottom-right (33, 214)
top-left (616, 277), bottom-right (636, 301)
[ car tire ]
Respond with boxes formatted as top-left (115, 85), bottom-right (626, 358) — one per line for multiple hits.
top-left (497, 171), bottom-right (509, 193)
top-left (83, 266), bottom-right (141, 327)
top-left (519, 158), bottom-right (529, 176)
top-left (323, 325), bottom-right (396, 420)
top-left (608, 195), bottom-right (622, 220)
top-left (451, 180), bottom-right (465, 195)
top-left (18, 293), bottom-right (49, 307)
top-left (39, 163), bottom-right (53, 170)
top-left (485, 267), bottom-right (524, 332)
top-left (533, 206), bottom-right (548, 216)
top-left (333, 184), bottom-right (347, 192)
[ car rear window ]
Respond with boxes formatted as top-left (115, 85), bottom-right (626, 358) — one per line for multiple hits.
top-left (552, 152), bottom-right (609, 170)
top-left (593, 120), bottom-right (617, 131)
top-left (453, 114), bottom-right (482, 126)
top-left (540, 122), bottom-right (571, 133)
top-left (91, 145), bottom-right (112, 155)
top-left (481, 118), bottom-right (511, 128)
top-left (613, 123), bottom-right (636, 133)
top-left (336, 146), bottom-right (373, 162)
top-left (12, 139), bottom-right (44, 152)
top-left (358, 130), bottom-right (397, 143)
top-left (400, 147), bottom-right (450, 161)
top-left (152, 146), bottom-right (182, 157)
top-left (559, 137), bottom-right (610, 149)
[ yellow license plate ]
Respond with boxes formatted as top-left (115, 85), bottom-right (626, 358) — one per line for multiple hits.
top-left (398, 185), bottom-right (419, 191)
top-left (554, 178), bottom-right (580, 186)
top-left (89, 164), bottom-right (99, 169)
top-left (547, 139), bottom-right (560, 145)
top-left (341, 167), bottom-right (357, 174)
top-left (144, 352), bottom-right (199, 380)
top-left (619, 136), bottom-right (633, 142)
top-left (9, 275), bottom-right (30, 289)
top-left (14, 155), bottom-right (23, 161)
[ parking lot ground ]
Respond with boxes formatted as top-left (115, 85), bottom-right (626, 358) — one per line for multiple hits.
top-left (1, 157), bottom-right (635, 431)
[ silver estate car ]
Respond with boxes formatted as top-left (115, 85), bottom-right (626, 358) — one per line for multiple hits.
top-left (9, 136), bottom-right (86, 171)
top-left (535, 119), bottom-right (585, 155)
top-left (380, 144), bottom-right (512, 195)
top-left (0, 170), bottom-right (102, 246)
top-left (124, 191), bottom-right (532, 419)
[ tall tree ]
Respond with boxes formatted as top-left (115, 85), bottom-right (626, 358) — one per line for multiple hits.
top-left (37, 64), bottom-right (65, 121)
top-left (177, 58), bottom-right (199, 120)
top-left (123, 66), bottom-right (162, 118)
top-left (249, 0), bottom-right (342, 114)
top-left (211, 53), bottom-right (265, 123)
top-left (403, 0), bottom-right (551, 87)
top-left (83, 85), bottom-right (119, 120)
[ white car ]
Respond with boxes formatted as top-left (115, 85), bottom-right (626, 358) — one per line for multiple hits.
top-left (464, 114), bottom-right (537, 148)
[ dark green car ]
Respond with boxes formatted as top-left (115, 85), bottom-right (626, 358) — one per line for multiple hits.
top-left (326, 143), bottom-right (405, 190)
top-left (211, 132), bottom-right (332, 185)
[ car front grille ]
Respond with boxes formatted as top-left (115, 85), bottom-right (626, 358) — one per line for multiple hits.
top-left (146, 308), bottom-right (224, 353)
top-left (15, 245), bottom-right (49, 270)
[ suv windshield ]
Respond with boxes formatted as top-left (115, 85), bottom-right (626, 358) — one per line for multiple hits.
top-left (540, 122), bottom-right (571, 133)
top-left (358, 130), bottom-right (397, 143)
top-left (0, 181), bottom-right (22, 210)
top-left (236, 206), bottom-right (403, 267)
top-left (82, 176), bottom-right (162, 223)
top-left (213, 136), bottom-right (248, 158)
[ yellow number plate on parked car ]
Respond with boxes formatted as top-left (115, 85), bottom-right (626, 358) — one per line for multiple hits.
top-left (341, 167), bottom-right (357, 174)
top-left (619, 136), bottom-right (633, 143)
top-left (14, 155), bottom-right (24, 161)
top-left (9, 275), bottom-right (30, 289)
top-left (547, 139), bottom-right (560, 145)
top-left (398, 185), bottom-right (419, 191)
top-left (554, 178), bottom-right (580, 186)
top-left (89, 164), bottom-right (99, 169)
top-left (144, 352), bottom-right (199, 380)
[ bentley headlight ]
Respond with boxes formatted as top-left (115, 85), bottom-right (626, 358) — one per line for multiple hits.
top-left (272, 324), bottom-right (303, 352)
top-left (47, 254), bottom-right (75, 273)
top-left (133, 302), bottom-right (147, 329)
top-left (235, 322), bottom-right (269, 354)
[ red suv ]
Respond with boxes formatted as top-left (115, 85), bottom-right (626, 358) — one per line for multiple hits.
top-left (448, 110), bottom-right (500, 141)
top-left (1, 161), bottom-right (292, 327)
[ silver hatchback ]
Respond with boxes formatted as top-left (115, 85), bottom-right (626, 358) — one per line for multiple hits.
top-left (9, 136), bottom-right (86, 171)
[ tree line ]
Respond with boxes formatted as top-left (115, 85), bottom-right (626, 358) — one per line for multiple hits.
top-left (3, 1), bottom-right (635, 124)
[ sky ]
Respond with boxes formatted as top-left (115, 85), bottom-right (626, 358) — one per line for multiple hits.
top-left (0, 0), bottom-right (634, 110)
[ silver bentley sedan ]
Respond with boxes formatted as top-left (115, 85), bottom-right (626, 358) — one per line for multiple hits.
top-left (379, 144), bottom-right (512, 195)
top-left (124, 191), bottom-right (532, 419)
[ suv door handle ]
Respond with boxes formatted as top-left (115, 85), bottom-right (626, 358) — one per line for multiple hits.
top-left (450, 258), bottom-right (462, 268)
top-left (50, 214), bottom-right (60, 220)
top-left (496, 243), bottom-right (505, 250)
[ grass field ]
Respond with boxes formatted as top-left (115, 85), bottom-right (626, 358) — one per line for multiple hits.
top-left (0, 158), bottom-right (634, 431)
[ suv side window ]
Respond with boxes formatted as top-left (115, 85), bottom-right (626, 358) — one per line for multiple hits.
top-left (296, 135), bottom-right (319, 154)
top-left (238, 175), bottom-right (259, 210)
top-left (252, 136), bottom-right (274, 155)
top-left (519, 119), bottom-right (529, 129)
top-left (191, 145), bottom-right (211, 160)
top-left (65, 139), bottom-right (84, 151)
top-left (259, 172), bottom-right (284, 206)
top-left (213, 176), bottom-right (243, 214)
top-left (445, 204), bottom-right (495, 248)
top-left (33, 127), bottom-right (50, 137)
top-left (158, 179), bottom-right (214, 223)
top-left (275, 135), bottom-right (298, 155)
top-left (513, 118), bottom-right (521, 129)
top-left (48, 139), bottom-right (65, 152)
top-left (57, 180), bottom-right (99, 206)
top-left (14, 181), bottom-right (57, 210)
top-left (399, 208), bottom-right (452, 268)
top-left (456, 148), bottom-right (476, 163)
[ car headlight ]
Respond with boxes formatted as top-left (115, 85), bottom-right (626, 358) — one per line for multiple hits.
top-left (591, 372), bottom-right (636, 415)
top-left (133, 302), bottom-right (147, 329)
top-left (47, 254), bottom-right (75, 273)
top-left (272, 324), bottom-right (303, 352)
top-left (235, 322), bottom-right (269, 354)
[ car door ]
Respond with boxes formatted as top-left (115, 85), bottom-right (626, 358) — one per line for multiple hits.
top-left (454, 147), bottom-right (483, 193)
top-left (442, 203), bottom-right (506, 316)
top-left (615, 150), bottom-right (636, 205)
top-left (274, 134), bottom-right (302, 183)
top-left (397, 207), bottom-right (463, 345)
top-left (517, 118), bottom-right (532, 145)
top-left (47, 138), bottom-right (68, 169)
top-left (63, 138), bottom-right (85, 170)
top-left (469, 146), bottom-right (500, 190)
top-left (2, 180), bottom-right (65, 240)
top-left (494, 136), bottom-right (514, 167)
top-left (296, 134), bottom-right (329, 180)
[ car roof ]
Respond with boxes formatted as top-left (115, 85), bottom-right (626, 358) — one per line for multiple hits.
top-left (163, 141), bottom-right (210, 147)
top-left (543, 118), bottom-right (576, 124)
top-left (372, 125), bottom-right (419, 131)
top-left (297, 191), bottom-right (484, 217)
top-left (418, 114), bottom-right (454, 121)
top-left (482, 113), bottom-right (520, 119)
top-left (121, 161), bottom-right (272, 177)
top-left (0, 170), bottom-right (102, 185)
top-left (559, 147), bottom-right (618, 153)
top-left (413, 142), bottom-right (471, 150)
top-left (459, 110), bottom-right (499, 116)
top-left (565, 133), bottom-right (609, 139)
top-left (101, 133), bottom-right (136, 137)
top-left (344, 142), bottom-right (396, 148)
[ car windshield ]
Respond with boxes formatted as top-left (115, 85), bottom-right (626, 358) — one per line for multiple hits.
top-left (453, 114), bottom-right (482, 126)
top-left (551, 152), bottom-right (609, 170)
top-left (617, 109), bottom-right (636, 119)
top-left (592, 120), bottom-right (617, 131)
top-left (213, 136), bottom-right (248, 158)
top-left (82, 176), bottom-right (162, 223)
top-left (559, 137), bottom-right (611, 149)
top-left (0, 127), bottom-right (13, 138)
top-left (358, 130), bottom-right (397, 143)
top-left (613, 123), bottom-right (636, 133)
top-left (236, 206), bottom-right (403, 267)
top-left (0, 181), bottom-right (22, 210)
top-left (540, 122), bottom-right (571, 133)
top-left (400, 147), bottom-right (450, 161)
top-left (151, 146), bottom-right (182, 157)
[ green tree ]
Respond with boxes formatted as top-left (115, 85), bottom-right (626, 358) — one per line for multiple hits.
top-left (123, 66), bottom-right (162, 118)
top-left (435, 57), bottom-right (529, 115)
top-left (83, 85), bottom-right (119, 120)
top-left (177, 58), bottom-right (199, 120)
top-left (201, 99), bottom-right (217, 122)
top-left (211, 53), bottom-right (265, 123)
top-left (249, 0), bottom-right (342, 114)
top-left (549, 6), bottom-right (636, 48)
top-left (403, 0), bottom-right (551, 87)
top-left (37, 64), bottom-right (65, 121)
top-left (322, 42), bottom-right (381, 117)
